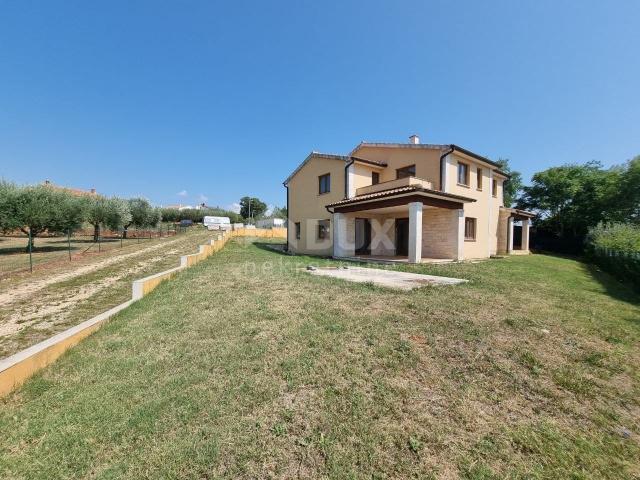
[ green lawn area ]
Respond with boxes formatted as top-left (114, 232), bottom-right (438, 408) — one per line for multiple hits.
top-left (1, 239), bottom-right (638, 479)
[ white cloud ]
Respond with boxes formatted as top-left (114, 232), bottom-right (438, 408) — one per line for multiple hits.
top-left (177, 190), bottom-right (188, 197)
top-left (226, 202), bottom-right (241, 214)
top-left (198, 194), bottom-right (208, 203)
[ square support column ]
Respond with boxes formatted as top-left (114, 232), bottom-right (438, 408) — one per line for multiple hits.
top-left (507, 217), bottom-right (514, 253)
top-left (521, 219), bottom-right (530, 252)
top-left (408, 202), bottom-right (423, 263)
top-left (454, 209), bottom-right (465, 261)
top-left (333, 213), bottom-right (354, 258)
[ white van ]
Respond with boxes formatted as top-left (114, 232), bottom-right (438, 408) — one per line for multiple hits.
top-left (203, 216), bottom-right (231, 231)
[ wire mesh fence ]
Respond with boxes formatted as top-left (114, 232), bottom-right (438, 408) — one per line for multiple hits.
top-left (591, 247), bottom-right (640, 291)
top-left (0, 224), bottom-right (185, 276)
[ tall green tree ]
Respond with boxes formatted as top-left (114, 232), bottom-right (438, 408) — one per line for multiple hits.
top-left (517, 161), bottom-right (620, 250)
top-left (0, 181), bottom-right (20, 232)
top-left (239, 197), bottom-right (267, 221)
top-left (2, 185), bottom-right (86, 250)
top-left (86, 196), bottom-right (132, 241)
top-left (615, 155), bottom-right (640, 223)
top-left (495, 158), bottom-right (522, 207)
top-left (123, 198), bottom-right (154, 237)
top-left (270, 206), bottom-right (287, 219)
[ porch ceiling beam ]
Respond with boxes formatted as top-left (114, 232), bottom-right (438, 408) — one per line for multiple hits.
top-left (332, 194), bottom-right (465, 213)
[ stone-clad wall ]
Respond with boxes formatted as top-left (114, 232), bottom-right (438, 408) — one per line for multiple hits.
top-left (422, 209), bottom-right (457, 259)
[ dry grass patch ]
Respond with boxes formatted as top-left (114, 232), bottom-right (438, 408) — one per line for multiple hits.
top-left (0, 240), bottom-right (638, 479)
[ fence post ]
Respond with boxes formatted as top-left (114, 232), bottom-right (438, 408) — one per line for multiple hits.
top-left (68, 229), bottom-right (72, 261)
top-left (28, 229), bottom-right (33, 273)
top-left (121, 229), bottom-right (124, 248)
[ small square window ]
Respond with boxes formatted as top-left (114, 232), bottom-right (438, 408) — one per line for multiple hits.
top-left (464, 217), bottom-right (476, 241)
top-left (295, 222), bottom-right (301, 240)
top-left (476, 168), bottom-right (483, 190)
top-left (457, 162), bottom-right (470, 186)
top-left (372, 172), bottom-right (379, 185)
top-left (318, 219), bottom-right (330, 240)
top-left (396, 165), bottom-right (416, 179)
top-left (318, 174), bottom-right (330, 194)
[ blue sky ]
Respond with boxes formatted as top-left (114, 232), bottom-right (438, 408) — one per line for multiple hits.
top-left (1, 1), bottom-right (638, 211)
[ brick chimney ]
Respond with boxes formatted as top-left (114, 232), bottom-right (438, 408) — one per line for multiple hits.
top-left (409, 134), bottom-right (420, 145)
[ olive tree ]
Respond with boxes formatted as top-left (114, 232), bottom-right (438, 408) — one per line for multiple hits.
top-left (1, 184), bottom-right (86, 251)
top-left (86, 196), bottom-right (132, 241)
top-left (123, 198), bottom-right (155, 238)
top-left (147, 207), bottom-right (162, 227)
top-left (0, 181), bottom-right (20, 232)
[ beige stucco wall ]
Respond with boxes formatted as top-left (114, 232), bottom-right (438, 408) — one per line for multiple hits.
top-left (353, 146), bottom-right (442, 187)
top-left (353, 163), bottom-right (378, 191)
top-left (287, 146), bottom-right (508, 260)
top-left (445, 152), bottom-right (505, 259)
top-left (287, 156), bottom-right (345, 255)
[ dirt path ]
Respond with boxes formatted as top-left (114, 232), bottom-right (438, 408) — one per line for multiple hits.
top-left (0, 251), bottom-right (178, 338)
top-left (0, 237), bottom-right (183, 308)
top-left (0, 229), bottom-right (216, 357)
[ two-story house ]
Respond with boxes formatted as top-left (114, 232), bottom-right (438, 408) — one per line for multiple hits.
top-left (283, 135), bottom-right (533, 263)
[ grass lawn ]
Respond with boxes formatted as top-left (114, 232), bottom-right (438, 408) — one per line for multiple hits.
top-left (0, 228), bottom-right (217, 357)
top-left (0, 239), bottom-right (638, 479)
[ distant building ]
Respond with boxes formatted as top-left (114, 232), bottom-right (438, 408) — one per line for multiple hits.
top-left (163, 203), bottom-right (210, 211)
top-left (255, 218), bottom-right (285, 229)
top-left (43, 180), bottom-right (97, 197)
top-left (164, 204), bottom-right (194, 211)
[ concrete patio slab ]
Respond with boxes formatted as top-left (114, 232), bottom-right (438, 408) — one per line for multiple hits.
top-left (304, 266), bottom-right (468, 291)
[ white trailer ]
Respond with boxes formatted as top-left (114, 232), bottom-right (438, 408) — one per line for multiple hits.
top-left (203, 216), bottom-right (231, 231)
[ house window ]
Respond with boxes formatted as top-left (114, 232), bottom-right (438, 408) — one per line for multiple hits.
top-left (318, 219), bottom-right (330, 240)
top-left (457, 162), bottom-right (470, 186)
top-left (396, 165), bottom-right (416, 179)
top-left (318, 173), bottom-right (330, 194)
top-left (476, 168), bottom-right (483, 190)
top-left (372, 172), bottom-right (379, 185)
top-left (295, 222), bottom-right (301, 240)
top-left (492, 178), bottom-right (498, 197)
top-left (464, 217), bottom-right (477, 241)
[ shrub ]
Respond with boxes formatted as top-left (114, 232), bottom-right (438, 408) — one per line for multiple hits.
top-left (587, 223), bottom-right (640, 253)
top-left (587, 223), bottom-right (640, 291)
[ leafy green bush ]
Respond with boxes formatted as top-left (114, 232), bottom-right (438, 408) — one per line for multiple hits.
top-left (587, 223), bottom-right (640, 253)
top-left (587, 223), bottom-right (640, 291)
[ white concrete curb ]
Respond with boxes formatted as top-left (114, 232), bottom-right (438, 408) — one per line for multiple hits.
top-left (0, 231), bottom-right (230, 397)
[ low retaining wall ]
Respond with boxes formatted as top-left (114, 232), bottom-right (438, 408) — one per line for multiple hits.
top-left (233, 227), bottom-right (287, 238)
top-left (0, 230), bottom-right (236, 397)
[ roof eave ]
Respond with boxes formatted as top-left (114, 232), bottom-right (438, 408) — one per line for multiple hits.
top-left (325, 186), bottom-right (476, 208)
top-left (283, 152), bottom-right (348, 186)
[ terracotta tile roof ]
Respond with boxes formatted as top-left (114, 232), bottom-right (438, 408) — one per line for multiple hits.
top-left (325, 185), bottom-right (475, 208)
top-left (284, 141), bottom-right (511, 185)
top-left (350, 156), bottom-right (388, 167)
top-left (350, 142), bottom-right (510, 177)
top-left (43, 181), bottom-right (97, 197)
top-left (500, 207), bottom-right (536, 218)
